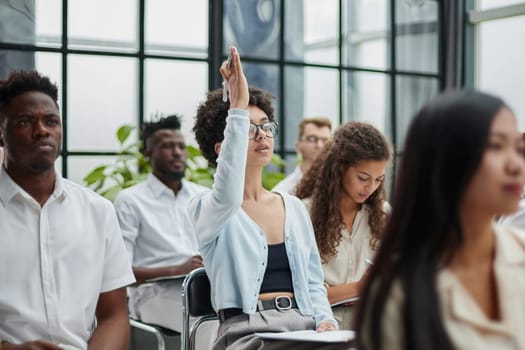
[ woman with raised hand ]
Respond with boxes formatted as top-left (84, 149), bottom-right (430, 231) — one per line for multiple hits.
top-left (296, 121), bottom-right (392, 330)
top-left (190, 46), bottom-right (341, 350)
top-left (355, 89), bottom-right (525, 349)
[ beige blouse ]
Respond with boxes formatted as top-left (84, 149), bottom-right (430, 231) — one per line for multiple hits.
top-left (302, 199), bottom-right (387, 330)
top-left (323, 207), bottom-right (376, 330)
top-left (379, 224), bottom-right (525, 349)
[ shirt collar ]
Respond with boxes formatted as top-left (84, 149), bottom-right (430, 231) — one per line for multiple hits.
top-left (0, 166), bottom-right (66, 206)
top-left (147, 173), bottom-right (189, 197)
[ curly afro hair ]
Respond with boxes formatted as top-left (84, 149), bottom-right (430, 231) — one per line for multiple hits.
top-left (193, 86), bottom-right (275, 168)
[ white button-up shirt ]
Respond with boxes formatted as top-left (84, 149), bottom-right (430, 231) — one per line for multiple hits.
top-left (0, 167), bottom-right (135, 350)
top-left (113, 174), bottom-right (208, 267)
top-left (272, 166), bottom-right (302, 195)
top-left (113, 174), bottom-right (207, 327)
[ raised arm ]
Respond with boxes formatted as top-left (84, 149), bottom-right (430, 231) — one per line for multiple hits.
top-left (189, 47), bottom-right (252, 246)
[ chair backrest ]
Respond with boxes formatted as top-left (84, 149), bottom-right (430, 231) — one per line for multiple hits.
top-left (181, 267), bottom-right (218, 350)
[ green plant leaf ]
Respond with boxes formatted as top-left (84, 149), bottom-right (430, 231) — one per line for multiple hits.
top-left (83, 165), bottom-right (108, 185)
top-left (116, 125), bottom-right (135, 145)
top-left (187, 145), bottom-right (202, 157)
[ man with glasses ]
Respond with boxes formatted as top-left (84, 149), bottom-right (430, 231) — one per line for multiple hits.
top-left (273, 117), bottom-right (332, 195)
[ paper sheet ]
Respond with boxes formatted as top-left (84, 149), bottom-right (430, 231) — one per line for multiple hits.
top-left (255, 330), bottom-right (355, 343)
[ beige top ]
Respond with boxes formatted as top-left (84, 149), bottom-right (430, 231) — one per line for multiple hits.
top-left (380, 224), bottom-right (525, 350)
top-left (324, 207), bottom-right (376, 330)
top-left (323, 207), bottom-right (375, 285)
top-left (302, 199), bottom-right (388, 330)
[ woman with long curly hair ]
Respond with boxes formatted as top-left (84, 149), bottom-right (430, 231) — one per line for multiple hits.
top-left (296, 121), bottom-right (392, 330)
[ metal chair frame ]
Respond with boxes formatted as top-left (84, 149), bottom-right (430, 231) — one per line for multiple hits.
top-left (181, 267), bottom-right (218, 350)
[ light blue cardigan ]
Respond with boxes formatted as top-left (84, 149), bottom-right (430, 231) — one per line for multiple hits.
top-left (188, 109), bottom-right (336, 327)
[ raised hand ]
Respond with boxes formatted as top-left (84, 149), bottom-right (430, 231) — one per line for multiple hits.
top-left (219, 46), bottom-right (249, 110)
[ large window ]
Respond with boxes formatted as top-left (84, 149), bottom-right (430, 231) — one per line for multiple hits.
top-left (0, 0), bottom-right (446, 185)
top-left (466, 1), bottom-right (525, 129)
top-left (223, 0), bottom-right (444, 174)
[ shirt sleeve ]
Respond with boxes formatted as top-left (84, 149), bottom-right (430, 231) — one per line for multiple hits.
top-left (113, 192), bottom-right (139, 263)
top-left (100, 203), bottom-right (136, 292)
top-left (188, 109), bottom-right (250, 247)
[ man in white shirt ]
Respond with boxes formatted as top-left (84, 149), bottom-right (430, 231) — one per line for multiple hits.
top-left (114, 115), bottom-right (207, 333)
top-left (0, 70), bottom-right (135, 350)
top-left (272, 117), bottom-right (332, 195)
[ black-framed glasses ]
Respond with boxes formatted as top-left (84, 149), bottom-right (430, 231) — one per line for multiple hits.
top-left (302, 135), bottom-right (330, 145)
top-left (248, 121), bottom-right (279, 140)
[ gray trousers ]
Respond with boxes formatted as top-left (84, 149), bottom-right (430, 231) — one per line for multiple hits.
top-left (213, 309), bottom-right (351, 350)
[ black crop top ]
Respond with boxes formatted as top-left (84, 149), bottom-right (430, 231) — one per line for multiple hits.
top-left (259, 242), bottom-right (294, 293)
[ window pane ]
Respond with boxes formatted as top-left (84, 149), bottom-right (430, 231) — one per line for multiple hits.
top-left (0, 2), bottom-right (34, 45)
top-left (343, 0), bottom-right (390, 69)
top-left (146, 0), bottom-right (208, 58)
top-left (68, 0), bottom-right (138, 52)
top-left (284, 66), bottom-right (339, 150)
top-left (285, 0), bottom-right (339, 65)
top-left (67, 55), bottom-right (137, 151)
top-left (224, 0), bottom-right (280, 60)
top-left (343, 71), bottom-right (390, 133)
top-left (244, 62), bottom-right (280, 98)
top-left (145, 59), bottom-right (208, 145)
top-left (283, 154), bottom-right (298, 176)
top-left (396, 0), bottom-right (439, 73)
top-left (35, 52), bottom-right (63, 110)
top-left (479, 0), bottom-right (525, 10)
top-left (67, 156), bottom-right (119, 187)
top-left (0, 1), bottom-right (61, 47)
top-left (238, 62), bottom-right (281, 149)
top-left (0, 50), bottom-right (34, 79)
top-left (35, 0), bottom-right (62, 47)
top-left (477, 16), bottom-right (525, 130)
top-left (395, 76), bottom-right (439, 151)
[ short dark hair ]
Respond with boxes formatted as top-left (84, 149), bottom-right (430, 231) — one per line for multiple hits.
top-left (354, 89), bottom-right (507, 350)
top-left (0, 70), bottom-right (59, 122)
top-left (193, 86), bottom-right (275, 168)
top-left (140, 114), bottom-right (182, 154)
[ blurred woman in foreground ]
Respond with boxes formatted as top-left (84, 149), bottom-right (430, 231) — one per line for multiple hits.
top-left (355, 90), bottom-right (525, 349)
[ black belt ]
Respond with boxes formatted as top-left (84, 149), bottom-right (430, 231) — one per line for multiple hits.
top-left (218, 296), bottom-right (297, 322)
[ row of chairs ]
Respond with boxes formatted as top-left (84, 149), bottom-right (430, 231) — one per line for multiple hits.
top-left (130, 267), bottom-right (217, 350)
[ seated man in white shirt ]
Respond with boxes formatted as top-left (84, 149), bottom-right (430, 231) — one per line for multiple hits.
top-left (114, 115), bottom-right (207, 333)
top-left (0, 70), bottom-right (135, 349)
top-left (272, 117), bottom-right (331, 195)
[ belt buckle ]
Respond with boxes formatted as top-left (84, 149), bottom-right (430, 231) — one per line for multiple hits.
top-left (274, 296), bottom-right (292, 311)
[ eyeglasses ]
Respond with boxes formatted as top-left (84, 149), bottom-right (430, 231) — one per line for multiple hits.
top-left (302, 135), bottom-right (330, 145)
top-left (249, 121), bottom-right (279, 140)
